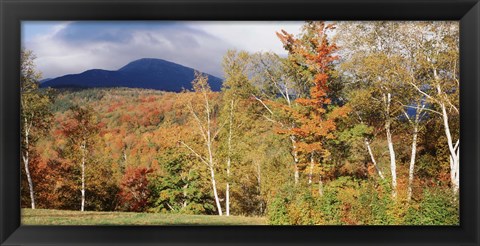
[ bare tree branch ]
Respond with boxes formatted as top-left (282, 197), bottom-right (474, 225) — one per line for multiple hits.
top-left (179, 141), bottom-right (211, 168)
top-left (252, 94), bottom-right (274, 115)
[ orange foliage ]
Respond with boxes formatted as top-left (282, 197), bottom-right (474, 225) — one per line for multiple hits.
top-left (275, 22), bottom-right (351, 157)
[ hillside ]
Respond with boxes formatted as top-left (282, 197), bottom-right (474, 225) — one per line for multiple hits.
top-left (40, 58), bottom-right (223, 92)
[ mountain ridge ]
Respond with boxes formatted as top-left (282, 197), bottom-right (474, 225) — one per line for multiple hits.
top-left (40, 58), bottom-right (223, 92)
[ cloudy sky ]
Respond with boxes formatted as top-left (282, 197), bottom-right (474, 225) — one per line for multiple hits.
top-left (22, 21), bottom-right (304, 79)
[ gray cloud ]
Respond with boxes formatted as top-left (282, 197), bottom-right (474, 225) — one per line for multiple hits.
top-left (24, 21), bottom-right (230, 78)
top-left (23, 21), bottom-right (303, 79)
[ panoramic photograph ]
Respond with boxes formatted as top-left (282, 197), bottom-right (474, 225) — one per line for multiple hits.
top-left (20, 21), bottom-right (459, 225)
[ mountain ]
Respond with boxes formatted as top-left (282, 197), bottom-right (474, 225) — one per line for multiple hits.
top-left (40, 58), bottom-right (223, 92)
top-left (39, 78), bottom-right (53, 83)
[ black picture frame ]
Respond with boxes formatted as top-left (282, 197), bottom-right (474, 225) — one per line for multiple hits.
top-left (1, 0), bottom-right (479, 245)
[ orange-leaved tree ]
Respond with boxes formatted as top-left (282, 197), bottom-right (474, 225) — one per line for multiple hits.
top-left (276, 21), bottom-right (350, 192)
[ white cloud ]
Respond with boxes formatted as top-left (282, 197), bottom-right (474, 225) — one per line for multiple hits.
top-left (23, 21), bottom-right (304, 79)
top-left (190, 21), bottom-right (302, 55)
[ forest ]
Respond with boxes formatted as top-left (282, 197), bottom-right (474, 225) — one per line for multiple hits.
top-left (21, 21), bottom-right (459, 225)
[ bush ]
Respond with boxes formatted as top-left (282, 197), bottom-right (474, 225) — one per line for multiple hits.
top-left (267, 196), bottom-right (291, 225)
top-left (148, 152), bottom-right (216, 215)
top-left (118, 167), bottom-right (152, 212)
top-left (266, 177), bottom-right (399, 225)
top-left (405, 187), bottom-right (459, 225)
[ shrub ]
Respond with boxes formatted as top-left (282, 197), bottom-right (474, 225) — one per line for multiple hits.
top-left (405, 187), bottom-right (459, 225)
top-left (267, 196), bottom-right (291, 225)
top-left (118, 167), bottom-right (153, 212)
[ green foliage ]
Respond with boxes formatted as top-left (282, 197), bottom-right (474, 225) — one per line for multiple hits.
top-left (267, 177), bottom-right (406, 225)
top-left (416, 154), bottom-right (442, 179)
top-left (149, 151), bottom-right (215, 214)
top-left (267, 197), bottom-right (291, 225)
top-left (405, 188), bottom-right (459, 225)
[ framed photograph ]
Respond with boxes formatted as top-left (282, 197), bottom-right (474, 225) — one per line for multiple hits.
top-left (1, 0), bottom-right (479, 245)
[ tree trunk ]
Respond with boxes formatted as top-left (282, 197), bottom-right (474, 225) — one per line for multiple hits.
top-left (434, 70), bottom-right (459, 194)
top-left (210, 166), bottom-right (223, 215)
top-left (365, 138), bottom-right (385, 180)
top-left (384, 93), bottom-right (397, 198)
top-left (407, 108), bottom-right (422, 201)
top-left (255, 161), bottom-right (262, 214)
top-left (183, 183), bottom-right (188, 208)
top-left (318, 175), bottom-right (324, 197)
top-left (407, 123), bottom-right (419, 201)
top-left (308, 153), bottom-right (315, 184)
top-left (23, 122), bottom-right (35, 209)
top-left (441, 101), bottom-right (459, 194)
top-left (226, 181), bottom-right (230, 216)
top-left (290, 136), bottom-right (300, 184)
top-left (225, 99), bottom-right (234, 216)
top-left (455, 145), bottom-right (459, 194)
top-left (184, 87), bottom-right (224, 216)
top-left (81, 141), bottom-right (86, 212)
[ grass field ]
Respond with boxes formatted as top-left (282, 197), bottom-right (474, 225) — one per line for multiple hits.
top-left (21, 209), bottom-right (266, 225)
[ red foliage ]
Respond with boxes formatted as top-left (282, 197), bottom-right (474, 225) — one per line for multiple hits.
top-left (118, 167), bottom-right (153, 212)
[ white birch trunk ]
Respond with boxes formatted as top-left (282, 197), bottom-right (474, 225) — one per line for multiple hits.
top-left (225, 100), bottom-right (234, 216)
top-left (440, 100), bottom-right (459, 193)
top-left (290, 136), bottom-right (300, 184)
top-left (308, 153), bottom-right (314, 184)
top-left (226, 181), bottom-right (230, 216)
top-left (255, 161), bottom-right (262, 214)
top-left (183, 92), bottom-right (224, 216)
top-left (80, 140), bottom-right (86, 212)
top-left (210, 166), bottom-right (223, 215)
top-left (23, 119), bottom-right (35, 209)
top-left (410, 68), bottom-right (459, 194)
top-left (318, 175), bottom-right (324, 197)
top-left (205, 90), bottom-right (223, 216)
top-left (407, 123), bottom-right (419, 201)
top-left (434, 69), bottom-right (459, 194)
top-left (207, 133), bottom-right (223, 216)
top-left (183, 183), bottom-right (188, 208)
top-left (365, 138), bottom-right (385, 180)
top-left (455, 145), bottom-right (459, 193)
top-left (384, 93), bottom-right (397, 198)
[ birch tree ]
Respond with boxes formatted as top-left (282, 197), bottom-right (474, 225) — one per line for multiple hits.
top-left (61, 105), bottom-right (99, 211)
top-left (180, 72), bottom-right (224, 215)
top-left (336, 22), bottom-right (405, 198)
top-left (220, 50), bottom-right (256, 216)
top-left (405, 22), bottom-right (460, 193)
top-left (20, 49), bottom-right (53, 209)
top-left (394, 23), bottom-right (431, 200)
top-left (249, 52), bottom-right (302, 184)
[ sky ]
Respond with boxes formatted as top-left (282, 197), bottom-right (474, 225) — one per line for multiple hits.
top-left (22, 21), bottom-right (304, 79)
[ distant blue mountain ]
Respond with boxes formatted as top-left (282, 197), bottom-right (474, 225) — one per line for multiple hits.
top-left (39, 78), bottom-right (53, 83)
top-left (40, 58), bottom-right (223, 92)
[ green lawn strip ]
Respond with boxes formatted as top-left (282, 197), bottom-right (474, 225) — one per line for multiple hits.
top-left (22, 209), bottom-right (266, 225)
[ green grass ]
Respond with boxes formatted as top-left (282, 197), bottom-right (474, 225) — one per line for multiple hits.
top-left (22, 209), bottom-right (266, 225)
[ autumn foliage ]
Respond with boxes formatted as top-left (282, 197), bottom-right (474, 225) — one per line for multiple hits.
top-left (20, 21), bottom-right (459, 225)
top-left (118, 167), bottom-right (153, 212)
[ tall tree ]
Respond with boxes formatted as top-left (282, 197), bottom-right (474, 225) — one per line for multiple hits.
top-left (61, 105), bottom-right (99, 211)
top-left (20, 49), bottom-right (53, 209)
top-left (220, 50), bottom-right (255, 216)
top-left (180, 72), bottom-right (224, 215)
top-left (336, 22), bottom-right (406, 198)
top-left (276, 21), bottom-right (350, 193)
top-left (404, 22), bottom-right (460, 194)
top-left (249, 52), bottom-right (302, 183)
